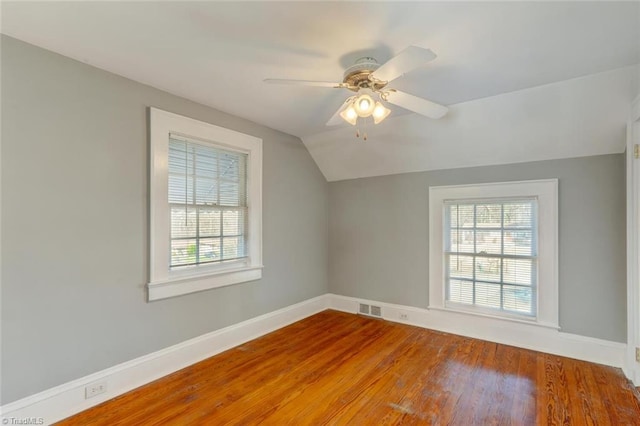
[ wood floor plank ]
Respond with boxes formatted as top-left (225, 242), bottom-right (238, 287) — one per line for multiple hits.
top-left (56, 310), bottom-right (640, 425)
top-left (512, 347), bottom-right (537, 425)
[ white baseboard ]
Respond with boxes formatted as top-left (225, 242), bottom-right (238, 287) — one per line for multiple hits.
top-left (0, 294), bottom-right (330, 424)
top-left (328, 293), bottom-right (628, 373)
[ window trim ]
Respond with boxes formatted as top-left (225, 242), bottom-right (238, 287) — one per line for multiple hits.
top-left (429, 179), bottom-right (558, 329)
top-left (148, 108), bottom-right (262, 301)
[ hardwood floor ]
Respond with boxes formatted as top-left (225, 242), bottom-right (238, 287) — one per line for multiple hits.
top-left (57, 310), bottom-right (640, 425)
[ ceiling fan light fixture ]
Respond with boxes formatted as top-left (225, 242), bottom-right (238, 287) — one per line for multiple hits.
top-left (358, 97), bottom-right (370, 111)
top-left (353, 93), bottom-right (375, 117)
top-left (340, 105), bottom-right (358, 125)
top-left (372, 102), bottom-right (391, 124)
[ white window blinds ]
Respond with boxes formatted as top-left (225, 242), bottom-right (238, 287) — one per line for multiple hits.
top-left (444, 199), bottom-right (538, 316)
top-left (168, 135), bottom-right (248, 268)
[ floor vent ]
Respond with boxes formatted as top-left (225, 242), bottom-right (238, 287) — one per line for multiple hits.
top-left (371, 305), bottom-right (382, 317)
top-left (359, 303), bottom-right (370, 315)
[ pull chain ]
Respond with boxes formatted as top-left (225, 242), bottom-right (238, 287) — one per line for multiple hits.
top-left (357, 117), bottom-right (369, 141)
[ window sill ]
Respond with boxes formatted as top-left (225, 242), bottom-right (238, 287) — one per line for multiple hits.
top-left (148, 265), bottom-right (263, 301)
top-left (427, 305), bottom-right (560, 330)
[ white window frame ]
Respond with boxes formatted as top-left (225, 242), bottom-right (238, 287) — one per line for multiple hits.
top-left (429, 179), bottom-right (558, 329)
top-left (148, 108), bottom-right (262, 301)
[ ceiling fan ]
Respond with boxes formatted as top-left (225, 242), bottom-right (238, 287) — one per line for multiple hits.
top-left (264, 46), bottom-right (448, 133)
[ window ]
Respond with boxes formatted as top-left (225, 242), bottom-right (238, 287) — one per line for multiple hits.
top-left (445, 199), bottom-right (537, 316)
top-left (429, 180), bottom-right (558, 328)
top-left (149, 108), bottom-right (262, 301)
top-left (168, 137), bottom-right (247, 268)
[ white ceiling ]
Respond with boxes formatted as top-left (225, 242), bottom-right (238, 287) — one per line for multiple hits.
top-left (2, 1), bottom-right (639, 180)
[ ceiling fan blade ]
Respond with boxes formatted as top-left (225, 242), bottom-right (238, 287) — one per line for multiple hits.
top-left (385, 90), bottom-right (448, 119)
top-left (373, 46), bottom-right (436, 83)
top-left (264, 79), bottom-right (347, 88)
top-left (326, 101), bottom-right (350, 126)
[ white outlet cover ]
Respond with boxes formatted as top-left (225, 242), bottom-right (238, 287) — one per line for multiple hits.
top-left (85, 382), bottom-right (107, 399)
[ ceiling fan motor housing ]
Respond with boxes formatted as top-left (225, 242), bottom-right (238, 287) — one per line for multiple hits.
top-left (343, 57), bottom-right (387, 92)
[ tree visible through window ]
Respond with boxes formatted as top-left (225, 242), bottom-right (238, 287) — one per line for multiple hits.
top-left (444, 199), bottom-right (537, 316)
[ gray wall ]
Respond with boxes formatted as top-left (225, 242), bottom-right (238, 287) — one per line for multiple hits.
top-left (1, 36), bottom-right (329, 404)
top-left (329, 154), bottom-right (626, 343)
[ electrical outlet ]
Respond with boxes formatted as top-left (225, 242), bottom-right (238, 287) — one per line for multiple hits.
top-left (636, 347), bottom-right (640, 363)
top-left (400, 313), bottom-right (408, 320)
top-left (85, 381), bottom-right (107, 399)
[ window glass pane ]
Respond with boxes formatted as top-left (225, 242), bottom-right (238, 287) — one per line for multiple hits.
top-left (503, 258), bottom-right (533, 285)
top-left (504, 230), bottom-right (533, 256)
top-left (476, 204), bottom-right (501, 228)
top-left (199, 238), bottom-right (221, 262)
top-left (219, 181), bottom-right (239, 206)
top-left (475, 282), bottom-right (501, 309)
top-left (475, 256), bottom-right (501, 282)
top-left (449, 229), bottom-right (459, 252)
top-left (168, 140), bottom-right (189, 173)
top-left (195, 150), bottom-right (217, 178)
top-left (475, 230), bottom-right (502, 254)
top-left (195, 177), bottom-right (217, 205)
top-left (449, 280), bottom-right (473, 305)
top-left (448, 204), bottom-right (457, 228)
top-left (457, 230), bottom-right (474, 253)
top-left (171, 207), bottom-right (196, 238)
top-left (169, 174), bottom-right (193, 204)
top-left (219, 153), bottom-right (240, 180)
top-left (199, 209), bottom-right (221, 237)
top-left (504, 202), bottom-right (533, 228)
top-left (456, 204), bottom-right (474, 228)
top-left (223, 210), bottom-right (244, 236)
top-left (168, 141), bottom-right (195, 174)
top-left (222, 236), bottom-right (243, 260)
top-left (503, 285), bottom-right (533, 314)
top-left (171, 239), bottom-right (197, 267)
top-left (448, 254), bottom-right (474, 280)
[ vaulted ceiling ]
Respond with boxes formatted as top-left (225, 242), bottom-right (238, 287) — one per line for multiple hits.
top-left (2, 2), bottom-right (639, 180)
